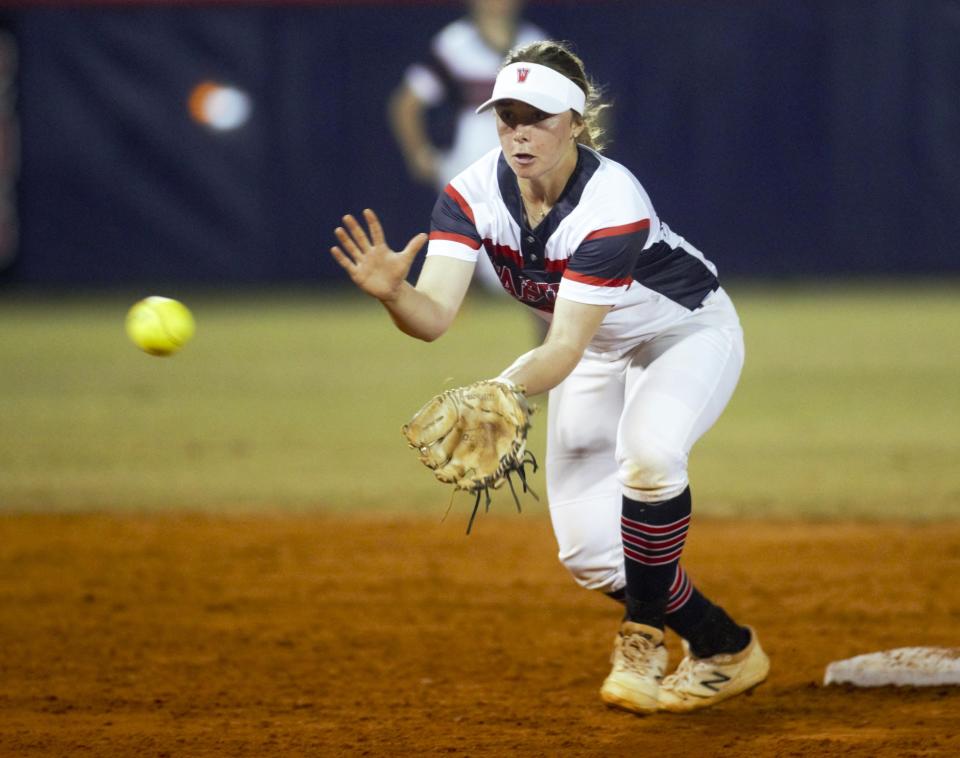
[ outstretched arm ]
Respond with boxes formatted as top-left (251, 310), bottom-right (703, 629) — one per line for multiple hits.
top-left (331, 209), bottom-right (473, 342)
top-left (498, 297), bottom-right (611, 397)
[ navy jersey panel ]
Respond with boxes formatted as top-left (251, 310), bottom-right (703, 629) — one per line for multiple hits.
top-left (566, 221), bottom-right (652, 287)
top-left (633, 242), bottom-right (720, 310)
top-left (429, 185), bottom-right (482, 249)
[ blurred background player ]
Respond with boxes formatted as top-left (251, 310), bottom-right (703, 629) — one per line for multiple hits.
top-left (387, 0), bottom-right (547, 300)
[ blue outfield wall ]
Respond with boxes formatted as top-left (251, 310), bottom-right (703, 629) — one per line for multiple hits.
top-left (2, 0), bottom-right (959, 285)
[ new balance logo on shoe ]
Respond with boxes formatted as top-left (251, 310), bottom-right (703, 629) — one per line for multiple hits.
top-left (658, 627), bottom-right (770, 712)
top-left (699, 671), bottom-right (731, 692)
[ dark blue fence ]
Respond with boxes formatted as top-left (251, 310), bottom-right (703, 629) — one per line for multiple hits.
top-left (2, 0), bottom-right (958, 285)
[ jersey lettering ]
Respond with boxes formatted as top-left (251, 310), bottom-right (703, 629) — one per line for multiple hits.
top-left (498, 264), bottom-right (518, 297)
top-left (494, 262), bottom-right (559, 311)
top-left (520, 278), bottom-right (558, 308)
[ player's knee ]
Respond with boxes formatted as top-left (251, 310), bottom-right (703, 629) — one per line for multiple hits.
top-left (557, 543), bottom-right (621, 594)
top-left (551, 415), bottom-right (612, 460)
top-left (617, 438), bottom-right (688, 502)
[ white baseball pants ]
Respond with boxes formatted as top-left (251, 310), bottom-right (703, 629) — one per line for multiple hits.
top-left (545, 288), bottom-right (745, 594)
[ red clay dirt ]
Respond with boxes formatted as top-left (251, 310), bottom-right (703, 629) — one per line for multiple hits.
top-left (0, 513), bottom-right (958, 757)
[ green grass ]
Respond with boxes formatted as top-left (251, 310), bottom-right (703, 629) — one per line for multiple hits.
top-left (1, 282), bottom-right (958, 519)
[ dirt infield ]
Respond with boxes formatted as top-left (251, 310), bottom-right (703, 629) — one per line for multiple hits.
top-left (0, 513), bottom-right (958, 757)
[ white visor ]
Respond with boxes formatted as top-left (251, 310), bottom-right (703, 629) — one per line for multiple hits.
top-left (475, 62), bottom-right (586, 116)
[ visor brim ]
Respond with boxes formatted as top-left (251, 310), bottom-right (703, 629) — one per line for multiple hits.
top-left (475, 91), bottom-right (577, 116)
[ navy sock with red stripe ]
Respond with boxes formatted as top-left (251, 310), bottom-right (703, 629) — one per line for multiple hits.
top-left (621, 488), bottom-right (692, 629)
top-left (619, 487), bottom-right (751, 656)
top-left (609, 561), bottom-right (716, 638)
top-left (663, 567), bottom-right (709, 628)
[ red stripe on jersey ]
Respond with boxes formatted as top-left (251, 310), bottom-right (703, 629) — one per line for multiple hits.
top-left (545, 258), bottom-right (568, 273)
top-left (483, 239), bottom-right (522, 266)
top-left (444, 184), bottom-right (476, 225)
top-left (583, 219), bottom-right (650, 242)
top-left (430, 231), bottom-right (482, 250)
top-left (564, 270), bottom-right (633, 288)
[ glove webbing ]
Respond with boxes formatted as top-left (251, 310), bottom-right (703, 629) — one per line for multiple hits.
top-left (464, 449), bottom-right (540, 535)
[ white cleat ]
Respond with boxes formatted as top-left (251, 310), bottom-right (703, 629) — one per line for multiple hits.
top-left (600, 622), bottom-right (668, 714)
top-left (658, 627), bottom-right (770, 712)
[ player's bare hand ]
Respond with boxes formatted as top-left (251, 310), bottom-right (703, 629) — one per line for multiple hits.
top-left (330, 209), bottom-right (428, 302)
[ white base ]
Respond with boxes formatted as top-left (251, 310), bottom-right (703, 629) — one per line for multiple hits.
top-left (824, 647), bottom-right (960, 687)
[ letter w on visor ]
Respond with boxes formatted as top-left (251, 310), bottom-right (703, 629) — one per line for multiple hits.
top-left (476, 62), bottom-right (586, 116)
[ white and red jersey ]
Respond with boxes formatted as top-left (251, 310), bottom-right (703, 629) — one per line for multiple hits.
top-left (426, 145), bottom-right (721, 352)
top-left (403, 18), bottom-right (548, 187)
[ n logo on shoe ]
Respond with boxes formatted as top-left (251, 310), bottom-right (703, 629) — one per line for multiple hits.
top-left (700, 671), bottom-right (731, 692)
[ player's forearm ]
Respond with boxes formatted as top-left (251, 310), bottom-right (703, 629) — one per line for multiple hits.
top-left (497, 341), bottom-right (583, 397)
top-left (498, 300), bottom-right (609, 395)
top-left (388, 89), bottom-right (434, 167)
top-left (381, 281), bottom-right (454, 342)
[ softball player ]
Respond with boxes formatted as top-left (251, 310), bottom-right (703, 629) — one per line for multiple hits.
top-left (333, 40), bottom-right (769, 714)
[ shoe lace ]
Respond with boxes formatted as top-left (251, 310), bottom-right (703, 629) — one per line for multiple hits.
top-left (620, 633), bottom-right (659, 674)
top-left (662, 656), bottom-right (698, 688)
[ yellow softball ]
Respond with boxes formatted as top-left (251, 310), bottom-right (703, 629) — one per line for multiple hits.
top-left (125, 296), bottom-right (196, 356)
